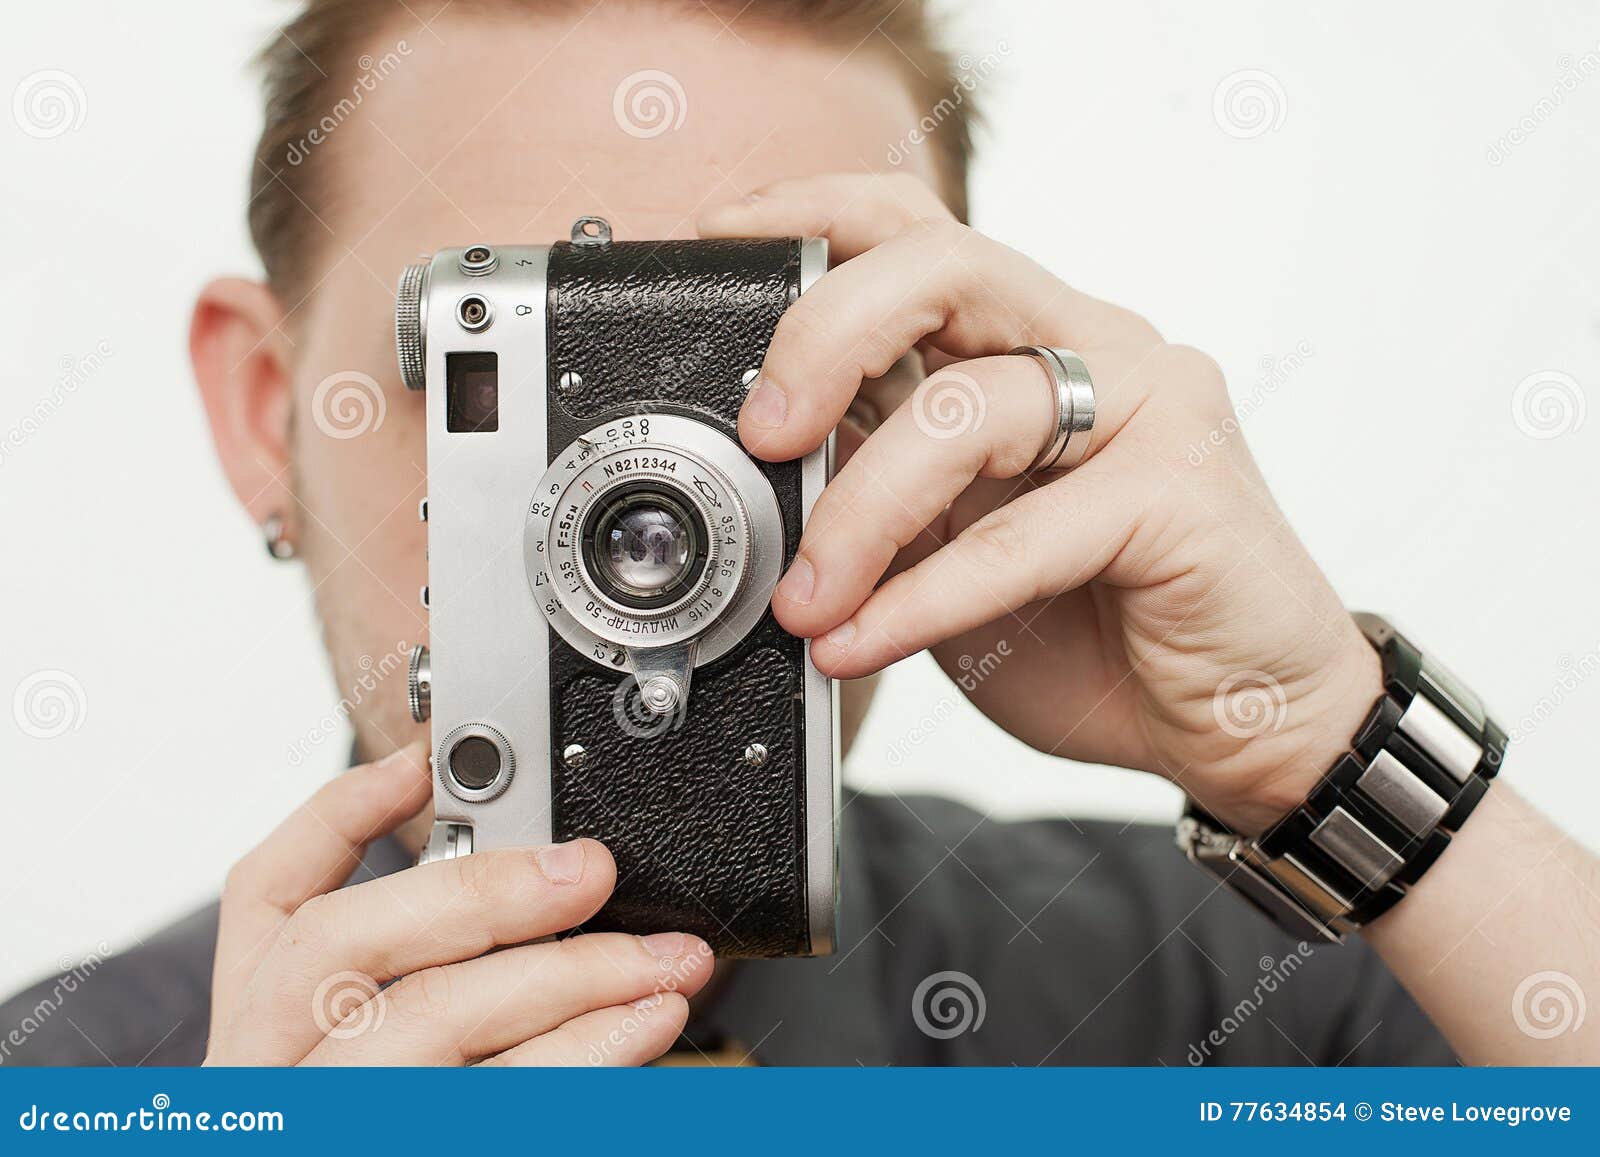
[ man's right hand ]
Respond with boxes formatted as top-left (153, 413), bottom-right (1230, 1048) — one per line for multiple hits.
top-left (204, 741), bottom-right (713, 1065)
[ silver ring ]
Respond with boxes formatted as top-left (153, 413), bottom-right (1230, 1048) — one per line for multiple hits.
top-left (1010, 346), bottom-right (1096, 473)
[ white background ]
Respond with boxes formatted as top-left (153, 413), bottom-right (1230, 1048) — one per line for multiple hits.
top-left (2, 1), bottom-right (1597, 998)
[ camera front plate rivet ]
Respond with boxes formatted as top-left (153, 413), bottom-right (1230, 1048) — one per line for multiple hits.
top-left (562, 743), bottom-right (586, 768)
top-left (742, 743), bottom-right (768, 767)
top-left (640, 676), bottom-right (680, 716)
top-left (559, 370), bottom-right (583, 392)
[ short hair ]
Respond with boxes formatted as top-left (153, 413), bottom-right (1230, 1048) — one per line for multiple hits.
top-left (247, 0), bottom-right (976, 302)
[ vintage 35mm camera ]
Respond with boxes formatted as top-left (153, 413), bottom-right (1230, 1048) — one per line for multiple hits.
top-left (394, 218), bottom-right (836, 957)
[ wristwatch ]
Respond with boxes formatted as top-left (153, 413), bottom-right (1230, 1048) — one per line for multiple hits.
top-left (1177, 613), bottom-right (1507, 943)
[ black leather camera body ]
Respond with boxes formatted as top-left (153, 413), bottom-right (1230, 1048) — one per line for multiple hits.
top-left (395, 218), bottom-right (836, 957)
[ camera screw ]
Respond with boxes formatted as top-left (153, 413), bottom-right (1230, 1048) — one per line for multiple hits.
top-left (742, 743), bottom-right (769, 767)
top-left (459, 245), bottom-right (498, 276)
top-left (639, 675), bottom-right (681, 717)
top-left (741, 368), bottom-right (760, 388)
top-left (562, 743), bottom-right (587, 768)
top-left (558, 370), bottom-right (583, 393)
top-left (456, 294), bottom-right (493, 332)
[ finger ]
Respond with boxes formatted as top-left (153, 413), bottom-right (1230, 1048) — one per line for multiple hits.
top-left (211, 741), bottom-right (432, 1022)
top-left (809, 451), bottom-right (1157, 678)
top-left (218, 839), bottom-right (618, 1064)
top-left (302, 932), bottom-right (713, 1066)
top-left (736, 219), bottom-right (1156, 461)
top-left (773, 356), bottom-right (1052, 638)
top-left (479, 993), bottom-right (691, 1067)
top-left (698, 173), bottom-right (955, 262)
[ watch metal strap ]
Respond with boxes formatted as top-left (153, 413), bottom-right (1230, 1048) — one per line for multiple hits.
top-left (1180, 614), bottom-right (1506, 942)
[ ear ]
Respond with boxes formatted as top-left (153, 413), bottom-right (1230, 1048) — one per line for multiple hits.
top-left (189, 278), bottom-right (296, 539)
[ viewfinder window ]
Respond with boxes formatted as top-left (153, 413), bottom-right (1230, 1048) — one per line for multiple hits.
top-left (446, 351), bottom-right (499, 432)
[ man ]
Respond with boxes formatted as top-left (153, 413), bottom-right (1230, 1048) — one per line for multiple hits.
top-left (4, 0), bottom-right (1596, 1066)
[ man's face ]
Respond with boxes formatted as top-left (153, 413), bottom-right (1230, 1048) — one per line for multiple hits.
top-left (257, 7), bottom-right (936, 767)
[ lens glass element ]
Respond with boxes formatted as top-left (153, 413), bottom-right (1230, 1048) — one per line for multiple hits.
top-left (581, 485), bottom-right (709, 609)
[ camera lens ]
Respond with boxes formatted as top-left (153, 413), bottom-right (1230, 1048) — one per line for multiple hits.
top-left (580, 484), bottom-right (709, 610)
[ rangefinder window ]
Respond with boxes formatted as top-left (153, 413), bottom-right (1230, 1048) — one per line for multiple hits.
top-left (445, 351), bottom-right (499, 432)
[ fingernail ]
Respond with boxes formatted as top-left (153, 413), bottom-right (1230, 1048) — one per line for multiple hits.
top-left (535, 840), bottom-right (587, 885)
top-left (776, 556), bottom-right (814, 606)
top-left (641, 931), bottom-right (687, 958)
top-left (819, 620), bottom-right (856, 654)
top-left (742, 377), bottom-right (787, 429)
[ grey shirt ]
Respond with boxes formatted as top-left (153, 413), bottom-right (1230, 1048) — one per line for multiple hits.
top-left (0, 792), bottom-right (1453, 1066)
